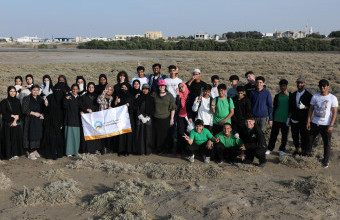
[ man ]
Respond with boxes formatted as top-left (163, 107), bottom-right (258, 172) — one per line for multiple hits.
top-left (231, 86), bottom-right (252, 137)
top-left (186, 69), bottom-right (207, 119)
top-left (227, 75), bottom-right (239, 98)
top-left (240, 115), bottom-right (267, 167)
top-left (165, 65), bottom-right (182, 99)
top-left (249, 76), bottom-right (273, 133)
top-left (244, 71), bottom-right (256, 97)
top-left (148, 63), bottom-right (167, 92)
top-left (210, 75), bottom-right (220, 99)
top-left (287, 77), bottom-right (313, 156)
top-left (214, 123), bottom-right (245, 164)
top-left (130, 66), bottom-right (149, 89)
top-left (267, 79), bottom-right (291, 156)
top-left (306, 79), bottom-right (338, 168)
top-left (211, 84), bottom-right (235, 135)
top-left (183, 119), bottom-right (216, 163)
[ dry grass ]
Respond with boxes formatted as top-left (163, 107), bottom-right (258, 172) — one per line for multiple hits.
top-left (40, 169), bottom-right (69, 181)
top-left (13, 178), bottom-right (81, 206)
top-left (287, 175), bottom-right (339, 199)
top-left (279, 155), bottom-right (321, 170)
top-left (0, 160), bottom-right (6, 165)
top-left (0, 172), bottom-right (12, 190)
top-left (41, 160), bottom-right (55, 165)
top-left (232, 163), bottom-right (261, 172)
top-left (99, 211), bottom-right (153, 220)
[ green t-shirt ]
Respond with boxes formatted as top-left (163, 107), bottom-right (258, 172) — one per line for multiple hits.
top-left (215, 131), bottom-right (243, 148)
top-left (213, 97), bottom-right (235, 124)
top-left (189, 128), bottom-right (213, 145)
top-left (274, 93), bottom-right (290, 123)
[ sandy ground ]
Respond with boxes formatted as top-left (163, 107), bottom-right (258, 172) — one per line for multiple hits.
top-left (0, 49), bottom-right (339, 220)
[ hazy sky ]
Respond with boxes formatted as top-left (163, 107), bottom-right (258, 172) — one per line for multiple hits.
top-left (1, 0), bottom-right (339, 38)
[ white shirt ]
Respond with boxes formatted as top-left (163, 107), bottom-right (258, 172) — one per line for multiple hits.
top-left (310, 93), bottom-right (338, 126)
top-left (211, 86), bottom-right (219, 98)
top-left (165, 77), bottom-right (182, 99)
top-left (192, 96), bottom-right (213, 126)
top-left (131, 76), bottom-right (149, 90)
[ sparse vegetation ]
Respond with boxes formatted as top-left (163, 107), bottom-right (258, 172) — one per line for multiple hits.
top-left (0, 173), bottom-right (12, 190)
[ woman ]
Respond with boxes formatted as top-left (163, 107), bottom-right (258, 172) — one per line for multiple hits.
top-left (95, 74), bottom-right (108, 95)
top-left (1, 86), bottom-right (24, 159)
top-left (19, 74), bottom-right (34, 104)
top-left (40, 75), bottom-right (53, 99)
top-left (58, 75), bottom-right (70, 91)
top-left (22, 84), bottom-right (45, 160)
top-left (97, 84), bottom-right (114, 153)
top-left (114, 82), bottom-right (135, 156)
top-left (151, 79), bottom-right (176, 154)
top-left (134, 84), bottom-right (154, 155)
top-left (76, 76), bottom-right (87, 96)
top-left (176, 82), bottom-right (191, 156)
top-left (14, 76), bottom-right (23, 99)
top-left (79, 82), bottom-right (102, 154)
top-left (114, 71), bottom-right (130, 94)
top-left (131, 79), bottom-right (141, 98)
top-left (63, 84), bottom-right (81, 157)
top-left (41, 82), bottom-right (67, 160)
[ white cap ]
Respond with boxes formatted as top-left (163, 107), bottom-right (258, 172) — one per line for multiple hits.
top-left (193, 69), bottom-right (201, 74)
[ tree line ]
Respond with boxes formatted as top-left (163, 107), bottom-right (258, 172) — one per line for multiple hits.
top-left (78, 37), bottom-right (340, 51)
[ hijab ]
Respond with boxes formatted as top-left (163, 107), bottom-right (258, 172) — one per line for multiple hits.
top-left (179, 82), bottom-right (189, 101)
top-left (87, 82), bottom-right (97, 100)
top-left (96, 74), bottom-right (108, 95)
top-left (76, 76), bottom-right (87, 95)
top-left (131, 80), bottom-right (141, 96)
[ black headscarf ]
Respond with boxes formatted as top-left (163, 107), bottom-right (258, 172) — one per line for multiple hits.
top-left (42, 75), bottom-right (53, 92)
top-left (117, 82), bottom-right (133, 106)
top-left (7, 86), bottom-right (17, 102)
top-left (86, 82), bottom-right (97, 100)
top-left (58, 75), bottom-right (70, 91)
top-left (6, 86), bottom-right (21, 119)
top-left (96, 74), bottom-right (108, 95)
top-left (131, 79), bottom-right (141, 96)
top-left (134, 87), bottom-right (154, 116)
top-left (76, 76), bottom-right (87, 95)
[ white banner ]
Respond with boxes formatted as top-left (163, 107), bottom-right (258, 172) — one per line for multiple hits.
top-left (81, 105), bottom-right (132, 141)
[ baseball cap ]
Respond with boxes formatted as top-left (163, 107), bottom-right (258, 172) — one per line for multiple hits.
top-left (296, 77), bottom-right (305, 83)
top-left (158, 79), bottom-right (166, 86)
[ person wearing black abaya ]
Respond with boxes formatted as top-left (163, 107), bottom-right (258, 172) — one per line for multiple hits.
top-left (114, 71), bottom-right (131, 95)
top-left (134, 84), bottom-right (154, 155)
top-left (1, 86), bottom-right (24, 159)
top-left (95, 74), bottom-right (108, 95)
top-left (41, 82), bottom-right (67, 160)
top-left (79, 82), bottom-right (102, 154)
top-left (131, 80), bottom-right (142, 97)
top-left (114, 82), bottom-right (135, 155)
top-left (76, 76), bottom-right (87, 96)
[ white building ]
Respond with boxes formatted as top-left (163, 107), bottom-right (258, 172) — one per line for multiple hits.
top-left (194, 32), bottom-right (210, 40)
top-left (16, 36), bottom-right (43, 43)
top-left (263, 33), bottom-right (274, 37)
top-left (114, 34), bottom-right (144, 41)
top-left (0, 37), bottom-right (11, 42)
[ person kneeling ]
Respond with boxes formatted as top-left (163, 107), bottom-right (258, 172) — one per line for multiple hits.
top-left (239, 115), bottom-right (267, 167)
top-left (183, 119), bottom-right (216, 163)
top-left (214, 123), bottom-right (245, 164)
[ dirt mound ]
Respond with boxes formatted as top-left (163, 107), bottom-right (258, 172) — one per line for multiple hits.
top-left (279, 155), bottom-right (321, 169)
top-left (99, 211), bottom-right (153, 220)
top-left (232, 163), bottom-right (260, 172)
top-left (41, 160), bottom-right (55, 165)
top-left (287, 175), bottom-right (339, 199)
top-left (0, 160), bottom-right (6, 165)
top-left (66, 154), bottom-right (102, 170)
top-left (84, 178), bottom-right (173, 216)
top-left (0, 172), bottom-right (12, 190)
top-left (135, 162), bottom-right (226, 181)
top-left (40, 169), bottom-right (69, 181)
top-left (13, 178), bottom-right (81, 206)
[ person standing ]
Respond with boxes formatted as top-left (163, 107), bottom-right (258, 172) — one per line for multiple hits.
top-left (131, 66), bottom-right (149, 89)
top-left (19, 74), bottom-right (34, 104)
top-left (306, 79), bottom-right (338, 168)
top-left (114, 71), bottom-right (131, 94)
top-left (14, 76), bottom-right (23, 98)
top-left (63, 84), bottom-right (81, 157)
top-left (22, 85), bottom-right (45, 160)
top-left (210, 75), bottom-right (220, 99)
top-left (165, 65), bottom-right (182, 100)
top-left (244, 71), bottom-right (256, 97)
top-left (148, 63), bottom-right (167, 93)
top-left (40, 75), bottom-right (53, 99)
top-left (287, 77), bottom-right (313, 156)
top-left (76, 76), bottom-right (87, 96)
top-left (1, 86), bottom-right (24, 160)
top-left (192, 84), bottom-right (213, 131)
top-left (151, 79), bottom-right (176, 154)
top-left (267, 79), bottom-right (291, 156)
top-left (227, 75), bottom-right (239, 98)
top-left (95, 74), bottom-right (108, 95)
top-left (249, 76), bottom-right (273, 133)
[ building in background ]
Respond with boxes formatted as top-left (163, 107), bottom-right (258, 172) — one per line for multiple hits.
top-left (194, 32), bottom-right (210, 40)
top-left (145, 31), bottom-right (162, 39)
top-left (275, 31), bottom-right (306, 39)
top-left (17, 36), bottom-right (43, 43)
top-left (114, 34), bottom-right (144, 41)
top-left (263, 33), bottom-right (274, 37)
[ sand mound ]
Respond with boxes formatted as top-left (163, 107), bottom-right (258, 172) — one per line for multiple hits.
top-left (41, 160), bottom-right (55, 165)
top-left (40, 169), bottom-right (69, 181)
top-left (13, 178), bottom-right (81, 206)
top-left (279, 155), bottom-right (321, 169)
top-left (84, 178), bottom-right (173, 215)
top-left (233, 163), bottom-right (260, 172)
top-left (166, 215), bottom-right (187, 220)
top-left (66, 154), bottom-right (102, 170)
top-left (99, 211), bottom-right (153, 220)
top-left (135, 162), bottom-right (226, 181)
top-left (0, 172), bottom-right (12, 190)
top-left (0, 160), bottom-right (6, 165)
top-left (288, 175), bottom-right (339, 199)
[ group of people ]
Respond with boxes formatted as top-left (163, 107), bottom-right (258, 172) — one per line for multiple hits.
top-left (0, 63), bottom-right (338, 168)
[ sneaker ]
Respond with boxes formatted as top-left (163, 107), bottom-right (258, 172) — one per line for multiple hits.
top-left (188, 155), bottom-right (194, 163)
top-left (33, 151), bottom-right (41, 158)
top-left (279, 151), bottom-right (285, 157)
top-left (265, 150), bottom-right (272, 155)
top-left (28, 153), bottom-right (37, 160)
top-left (203, 156), bottom-right (210, 164)
top-left (322, 161), bottom-right (329, 168)
top-left (67, 155), bottom-right (72, 157)
top-left (216, 160), bottom-right (223, 165)
top-left (13, 156), bottom-right (19, 159)
top-left (259, 162), bottom-right (266, 168)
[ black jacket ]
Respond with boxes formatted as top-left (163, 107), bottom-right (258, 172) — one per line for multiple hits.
top-left (272, 92), bottom-right (293, 120)
top-left (240, 123), bottom-right (266, 150)
top-left (79, 92), bottom-right (99, 113)
top-left (63, 94), bottom-right (81, 127)
top-left (289, 90), bottom-right (312, 122)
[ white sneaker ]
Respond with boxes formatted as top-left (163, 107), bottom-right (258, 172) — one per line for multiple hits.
top-left (265, 150), bottom-right (272, 155)
top-left (279, 151), bottom-right (285, 156)
top-left (188, 155), bottom-right (195, 163)
top-left (13, 156), bottom-right (19, 159)
top-left (67, 155), bottom-right (72, 157)
top-left (33, 151), bottom-right (41, 158)
top-left (203, 156), bottom-right (210, 164)
top-left (28, 153), bottom-right (37, 160)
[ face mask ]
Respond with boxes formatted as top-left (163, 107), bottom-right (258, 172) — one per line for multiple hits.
top-left (45, 81), bottom-right (50, 86)
top-left (79, 83), bottom-right (84, 91)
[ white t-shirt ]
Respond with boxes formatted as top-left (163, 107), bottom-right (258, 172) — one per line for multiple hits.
top-left (310, 93), bottom-right (338, 126)
top-left (165, 77), bottom-right (182, 99)
top-left (192, 96), bottom-right (213, 126)
top-left (211, 86), bottom-right (219, 98)
top-left (131, 76), bottom-right (149, 90)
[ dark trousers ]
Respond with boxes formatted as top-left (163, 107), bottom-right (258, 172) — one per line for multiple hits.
top-left (177, 116), bottom-right (188, 154)
top-left (291, 121), bottom-right (308, 152)
top-left (214, 142), bottom-right (241, 162)
top-left (244, 144), bottom-right (267, 164)
top-left (268, 121), bottom-right (289, 151)
top-left (152, 117), bottom-right (173, 154)
top-left (306, 123), bottom-right (332, 163)
top-left (185, 142), bottom-right (213, 157)
top-left (212, 124), bottom-right (223, 135)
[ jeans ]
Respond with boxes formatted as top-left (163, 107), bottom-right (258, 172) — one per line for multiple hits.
top-left (306, 123), bottom-right (332, 163)
top-left (255, 117), bottom-right (267, 134)
top-left (268, 121), bottom-right (289, 152)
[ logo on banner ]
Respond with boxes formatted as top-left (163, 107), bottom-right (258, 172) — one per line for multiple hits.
top-left (94, 121), bottom-right (103, 130)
